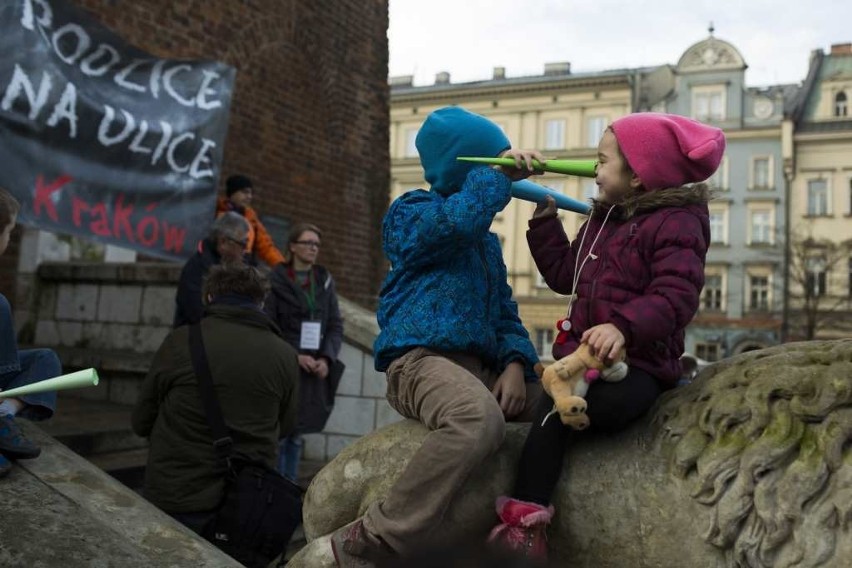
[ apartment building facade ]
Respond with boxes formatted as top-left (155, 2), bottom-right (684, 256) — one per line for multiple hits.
top-left (787, 43), bottom-right (852, 340)
top-left (661, 35), bottom-right (797, 359)
top-left (390, 34), bottom-right (850, 363)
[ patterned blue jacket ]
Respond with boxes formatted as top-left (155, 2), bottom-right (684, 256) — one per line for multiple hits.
top-left (373, 167), bottom-right (540, 381)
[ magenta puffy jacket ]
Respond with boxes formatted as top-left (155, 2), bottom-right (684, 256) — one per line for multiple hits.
top-left (528, 185), bottom-right (710, 386)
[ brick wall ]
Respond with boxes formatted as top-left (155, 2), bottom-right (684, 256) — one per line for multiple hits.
top-left (1, 0), bottom-right (390, 309)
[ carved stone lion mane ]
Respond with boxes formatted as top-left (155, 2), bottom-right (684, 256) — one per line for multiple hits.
top-left (654, 340), bottom-right (852, 568)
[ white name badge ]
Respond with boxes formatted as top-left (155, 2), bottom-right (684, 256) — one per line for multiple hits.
top-left (300, 321), bottom-right (322, 350)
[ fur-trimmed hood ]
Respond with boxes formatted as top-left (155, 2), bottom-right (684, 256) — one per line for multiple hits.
top-left (590, 184), bottom-right (713, 221)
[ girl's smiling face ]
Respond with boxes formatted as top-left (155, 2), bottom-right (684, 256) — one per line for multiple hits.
top-left (595, 129), bottom-right (642, 203)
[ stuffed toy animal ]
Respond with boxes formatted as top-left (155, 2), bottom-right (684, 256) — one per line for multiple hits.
top-left (539, 343), bottom-right (628, 429)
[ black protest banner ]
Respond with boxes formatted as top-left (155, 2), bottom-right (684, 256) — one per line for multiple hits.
top-left (0, 0), bottom-right (235, 259)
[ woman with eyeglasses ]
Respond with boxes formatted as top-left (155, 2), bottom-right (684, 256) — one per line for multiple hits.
top-left (265, 222), bottom-right (344, 482)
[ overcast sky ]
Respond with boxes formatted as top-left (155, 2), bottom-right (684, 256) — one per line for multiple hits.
top-left (388, 0), bottom-right (848, 88)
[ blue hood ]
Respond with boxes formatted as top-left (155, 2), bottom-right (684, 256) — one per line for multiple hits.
top-left (415, 106), bottom-right (511, 195)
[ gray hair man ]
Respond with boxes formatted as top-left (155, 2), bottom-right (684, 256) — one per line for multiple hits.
top-left (173, 212), bottom-right (251, 327)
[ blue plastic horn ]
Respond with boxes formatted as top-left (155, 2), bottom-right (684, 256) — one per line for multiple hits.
top-left (511, 180), bottom-right (591, 215)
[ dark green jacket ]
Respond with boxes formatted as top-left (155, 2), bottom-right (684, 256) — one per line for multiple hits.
top-left (132, 303), bottom-right (299, 513)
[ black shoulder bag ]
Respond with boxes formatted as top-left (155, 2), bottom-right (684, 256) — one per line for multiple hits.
top-left (188, 323), bottom-right (303, 568)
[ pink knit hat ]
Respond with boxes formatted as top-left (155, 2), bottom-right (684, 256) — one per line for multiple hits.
top-left (610, 112), bottom-right (726, 191)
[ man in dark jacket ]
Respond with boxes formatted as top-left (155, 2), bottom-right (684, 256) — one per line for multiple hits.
top-left (133, 264), bottom-right (299, 531)
top-left (173, 212), bottom-right (249, 328)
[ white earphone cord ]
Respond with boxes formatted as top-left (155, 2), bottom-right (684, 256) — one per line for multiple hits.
top-left (565, 205), bottom-right (616, 320)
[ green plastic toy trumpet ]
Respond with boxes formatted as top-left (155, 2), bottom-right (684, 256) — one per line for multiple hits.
top-left (0, 368), bottom-right (99, 399)
top-left (457, 157), bottom-right (597, 178)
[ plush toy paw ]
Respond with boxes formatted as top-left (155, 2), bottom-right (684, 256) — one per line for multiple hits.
top-left (561, 413), bottom-right (589, 430)
top-left (555, 394), bottom-right (587, 418)
top-left (539, 343), bottom-right (628, 430)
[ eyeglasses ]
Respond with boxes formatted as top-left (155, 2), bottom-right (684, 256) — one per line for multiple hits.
top-left (227, 236), bottom-right (248, 248)
top-left (294, 240), bottom-right (321, 248)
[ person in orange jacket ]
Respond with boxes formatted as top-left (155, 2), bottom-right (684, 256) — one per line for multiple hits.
top-left (216, 175), bottom-right (287, 267)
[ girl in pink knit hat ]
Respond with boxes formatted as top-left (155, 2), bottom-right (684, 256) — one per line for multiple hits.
top-left (488, 112), bottom-right (725, 561)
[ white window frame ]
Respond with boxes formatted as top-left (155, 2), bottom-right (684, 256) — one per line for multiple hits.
top-left (708, 204), bottom-right (729, 244)
top-left (848, 256), bottom-right (852, 297)
top-left (534, 328), bottom-right (555, 358)
top-left (748, 208), bottom-right (774, 245)
top-left (586, 116), bottom-right (607, 148)
top-left (544, 119), bottom-right (566, 150)
top-left (805, 256), bottom-right (828, 297)
top-left (535, 270), bottom-right (548, 288)
top-left (807, 178), bottom-right (830, 216)
top-left (702, 269), bottom-right (726, 311)
top-left (706, 156), bottom-right (728, 190)
top-left (745, 268), bottom-right (773, 311)
top-left (749, 155), bottom-right (773, 190)
top-left (695, 341), bottom-right (722, 362)
top-left (836, 91), bottom-right (848, 117)
top-left (404, 127), bottom-right (419, 157)
top-left (692, 85), bottom-right (727, 121)
top-left (847, 176), bottom-right (852, 215)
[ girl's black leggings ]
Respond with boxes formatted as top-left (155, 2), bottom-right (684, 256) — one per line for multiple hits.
top-left (513, 366), bottom-right (663, 505)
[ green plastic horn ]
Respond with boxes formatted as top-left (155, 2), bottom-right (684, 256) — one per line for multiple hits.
top-left (0, 368), bottom-right (99, 399)
top-left (457, 157), bottom-right (597, 178)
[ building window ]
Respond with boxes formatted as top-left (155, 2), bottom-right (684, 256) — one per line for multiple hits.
top-left (586, 116), bottom-right (607, 147)
top-left (582, 180), bottom-right (597, 201)
top-left (708, 208), bottom-right (728, 244)
top-left (703, 274), bottom-right (723, 310)
top-left (751, 157), bottom-right (771, 190)
top-left (693, 88), bottom-right (725, 121)
top-left (848, 178), bottom-right (852, 214)
top-left (534, 328), bottom-right (554, 357)
top-left (807, 179), bottom-right (829, 216)
top-left (544, 119), bottom-right (566, 149)
top-left (404, 128), bottom-right (418, 157)
top-left (836, 92), bottom-right (848, 117)
top-left (750, 209), bottom-right (772, 244)
top-left (806, 257), bottom-right (827, 297)
top-left (749, 276), bottom-right (770, 310)
top-left (695, 342), bottom-right (722, 362)
top-left (848, 257), bottom-right (852, 297)
top-left (535, 270), bottom-right (548, 288)
top-left (706, 156), bottom-right (727, 189)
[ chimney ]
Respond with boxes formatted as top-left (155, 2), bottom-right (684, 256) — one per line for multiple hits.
top-left (493, 66), bottom-right (506, 80)
top-left (435, 71), bottom-right (451, 84)
top-left (388, 75), bottom-right (413, 87)
top-left (830, 43), bottom-right (852, 55)
top-left (544, 62), bottom-right (571, 76)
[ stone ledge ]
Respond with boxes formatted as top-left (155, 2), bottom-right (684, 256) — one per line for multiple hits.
top-left (48, 346), bottom-right (154, 374)
top-left (37, 261), bottom-right (182, 284)
top-left (338, 296), bottom-right (379, 354)
top-left (4, 421), bottom-right (240, 567)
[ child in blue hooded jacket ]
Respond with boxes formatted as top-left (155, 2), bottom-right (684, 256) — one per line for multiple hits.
top-left (331, 107), bottom-right (545, 566)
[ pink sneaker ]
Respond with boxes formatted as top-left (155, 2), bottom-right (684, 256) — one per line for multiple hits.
top-left (487, 497), bottom-right (554, 561)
